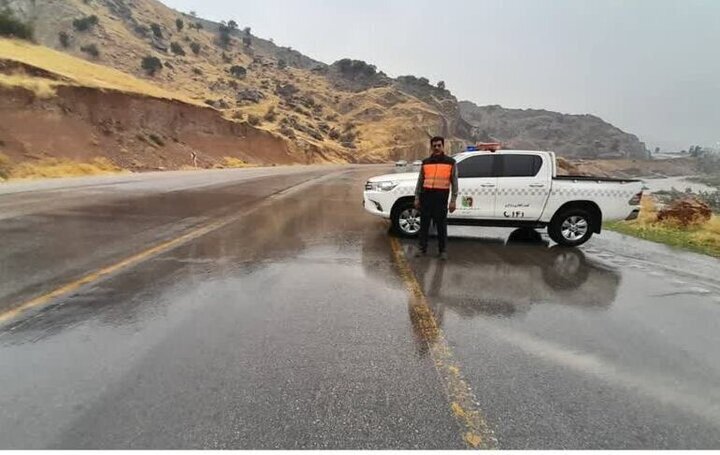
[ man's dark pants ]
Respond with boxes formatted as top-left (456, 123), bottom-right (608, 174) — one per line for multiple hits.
top-left (419, 190), bottom-right (449, 253)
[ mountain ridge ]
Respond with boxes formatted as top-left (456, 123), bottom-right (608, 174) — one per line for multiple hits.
top-left (0, 0), bottom-right (649, 172)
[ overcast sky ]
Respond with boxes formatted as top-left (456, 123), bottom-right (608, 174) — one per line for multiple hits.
top-left (164, 0), bottom-right (719, 151)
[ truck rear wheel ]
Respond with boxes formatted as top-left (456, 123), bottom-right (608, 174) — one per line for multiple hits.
top-left (548, 209), bottom-right (594, 247)
top-left (391, 200), bottom-right (421, 238)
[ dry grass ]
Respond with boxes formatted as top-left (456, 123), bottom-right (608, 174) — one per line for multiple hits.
top-left (606, 196), bottom-right (720, 257)
top-left (221, 156), bottom-right (256, 168)
top-left (0, 73), bottom-right (58, 97)
top-left (3, 157), bottom-right (124, 180)
top-left (0, 152), bottom-right (12, 180)
top-left (0, 38), bottom-right (201, 105)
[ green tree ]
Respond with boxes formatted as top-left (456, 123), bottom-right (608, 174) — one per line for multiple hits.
top-left (170, 42), bottom-right (185, 56)
top-left (150, 22), bottom-right (162, 38)
top-left (72, 15), bottom-right (98, 32)
top-left (175, 18), bottom-right (184, 31)
top-left (58, 31), bottom-right (70, 48)
top-left (229, 65), bottom-right (247, 78)
top-left (141, 56), bottom-right (163, 76)
top-left (437, 80), bottom-right (446, 90)
top-left (80, 43), bottom-right (100, 57)
top-left (218, 23), bottom-right (232, 47)
top-left (0, 9), bottom-right (33, 40)
top-left (190, 41), bottom-right (201, 55)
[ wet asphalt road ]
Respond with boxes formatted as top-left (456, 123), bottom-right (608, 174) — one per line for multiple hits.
top-left (1, 166), bottom-right (719, 449)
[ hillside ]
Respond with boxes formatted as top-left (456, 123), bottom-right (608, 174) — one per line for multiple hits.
top-left (1, 0), bottom-right (651, 173)
top-left (459, 101), bottom-right (648, 159)
top-left (0, 39), bottom-right (302, 173)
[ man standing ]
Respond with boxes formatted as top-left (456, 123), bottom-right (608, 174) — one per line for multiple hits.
top-left (414, 136), bottom-right (458, 260)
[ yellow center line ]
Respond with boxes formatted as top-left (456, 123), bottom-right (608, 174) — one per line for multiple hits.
top-left (0, 171), bottom-right (343, 326)
top-left (390, 237), bottom-right (498, 449)
top-left (0, 216), bottom-right (232, 326)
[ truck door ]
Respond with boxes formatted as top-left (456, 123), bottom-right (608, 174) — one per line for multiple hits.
top-left (453, 154), bottom-right (498, 219)
top-left (495, 154), bottom-right (550, 221)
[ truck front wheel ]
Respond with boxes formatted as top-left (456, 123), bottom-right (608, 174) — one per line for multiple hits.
top-left (548, 209), bottom-right (594, 247)
top-left (391, 200), bottom-right (421, 238)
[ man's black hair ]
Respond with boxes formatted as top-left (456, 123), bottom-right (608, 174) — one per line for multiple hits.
top-left (430, 136), bottom-right (445, 145)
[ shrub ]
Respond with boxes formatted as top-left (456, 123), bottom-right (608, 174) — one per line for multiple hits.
top-left (0, 152), bottom-right (12, 180)
top-left (229, 65), bottom-right (246, 78)
top-left (58, 31), bottom-right (70, 47)
top-left (0, 8), bottom-right (34, 40)
top-left (80, 43), bottom-right (100, 57)
top-left (264, 106), bottom-right (277, 122)
top-left (334, 58), bottom-right (377, 77)
top-left (279, 125), bottom-right (295, 138)
top-left (141, 56), bottom-right (163, 76)
top-left (247, 114), bottom-right (261, 126)
top-left (134, 24), bottom-right (149, 37)
top-left (277, 59), bottom-right (287, 69)
top-left (190, 41), bottom-right (201, 55)
top-left (148, 133), bottom-right (165, 146)
top-left (192, 67), bottom-right (203, 75)
top-left (150, 22), bottom-right (162, 38)
top-left (339, 130), bottom-right (357, 148)
top-left (218, 23), bottom-right (232, 48)
top-left (328, 128), bottom-right (340, 140)
top-left (72, 15), bottom-right (98, 32)
top-left (175, 18), bottom-right (184, 31)
top-left (170, 42), bottom-right (185, 56)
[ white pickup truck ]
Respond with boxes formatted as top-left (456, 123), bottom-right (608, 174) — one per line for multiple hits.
top-left (363, 149), bottom-right (644, 246)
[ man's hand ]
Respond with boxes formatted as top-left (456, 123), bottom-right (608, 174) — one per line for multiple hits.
top-left (449, 201), bottom-right (456, 213)
top-left (414, 198), bottom-right (421, 210)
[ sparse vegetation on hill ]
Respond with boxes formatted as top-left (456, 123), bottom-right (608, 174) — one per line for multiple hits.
top-left (150, 22), bottom-right (162, 38)
top-left (170, 42), bottom-right (185, 56)
top-left (0, 8), bottom-right (33, 40)
top-left (80, 43), bottom-right (99, 58)
top-left (72, 15), bottom-right (98, 32)
top-left (141, 56), bottom-right (162, 75)
top-left (58, 31), bottom-right (70, 48)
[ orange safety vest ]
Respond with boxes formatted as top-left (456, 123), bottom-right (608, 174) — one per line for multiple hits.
top-left (422, 162), bottom-right (453, 190)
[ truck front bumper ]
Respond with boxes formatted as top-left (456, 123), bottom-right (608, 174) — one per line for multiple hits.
top-left (363, 191), bottom-right (393, 219)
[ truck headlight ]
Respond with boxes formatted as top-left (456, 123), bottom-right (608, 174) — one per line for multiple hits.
top-left (365, 181), bottom-right (398, 192)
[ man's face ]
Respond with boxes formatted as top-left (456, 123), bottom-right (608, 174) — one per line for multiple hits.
top-left (431, 141), bottom-right (444, 155)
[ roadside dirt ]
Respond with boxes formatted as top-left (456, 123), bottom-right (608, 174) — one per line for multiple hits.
top-left (0, 85), bottom-right (352, 171)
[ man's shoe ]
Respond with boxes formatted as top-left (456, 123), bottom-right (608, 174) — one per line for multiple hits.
top-left (439, 251), bottom-right (448, 261)
top-left (414, 249), bottom-right (427, 257)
